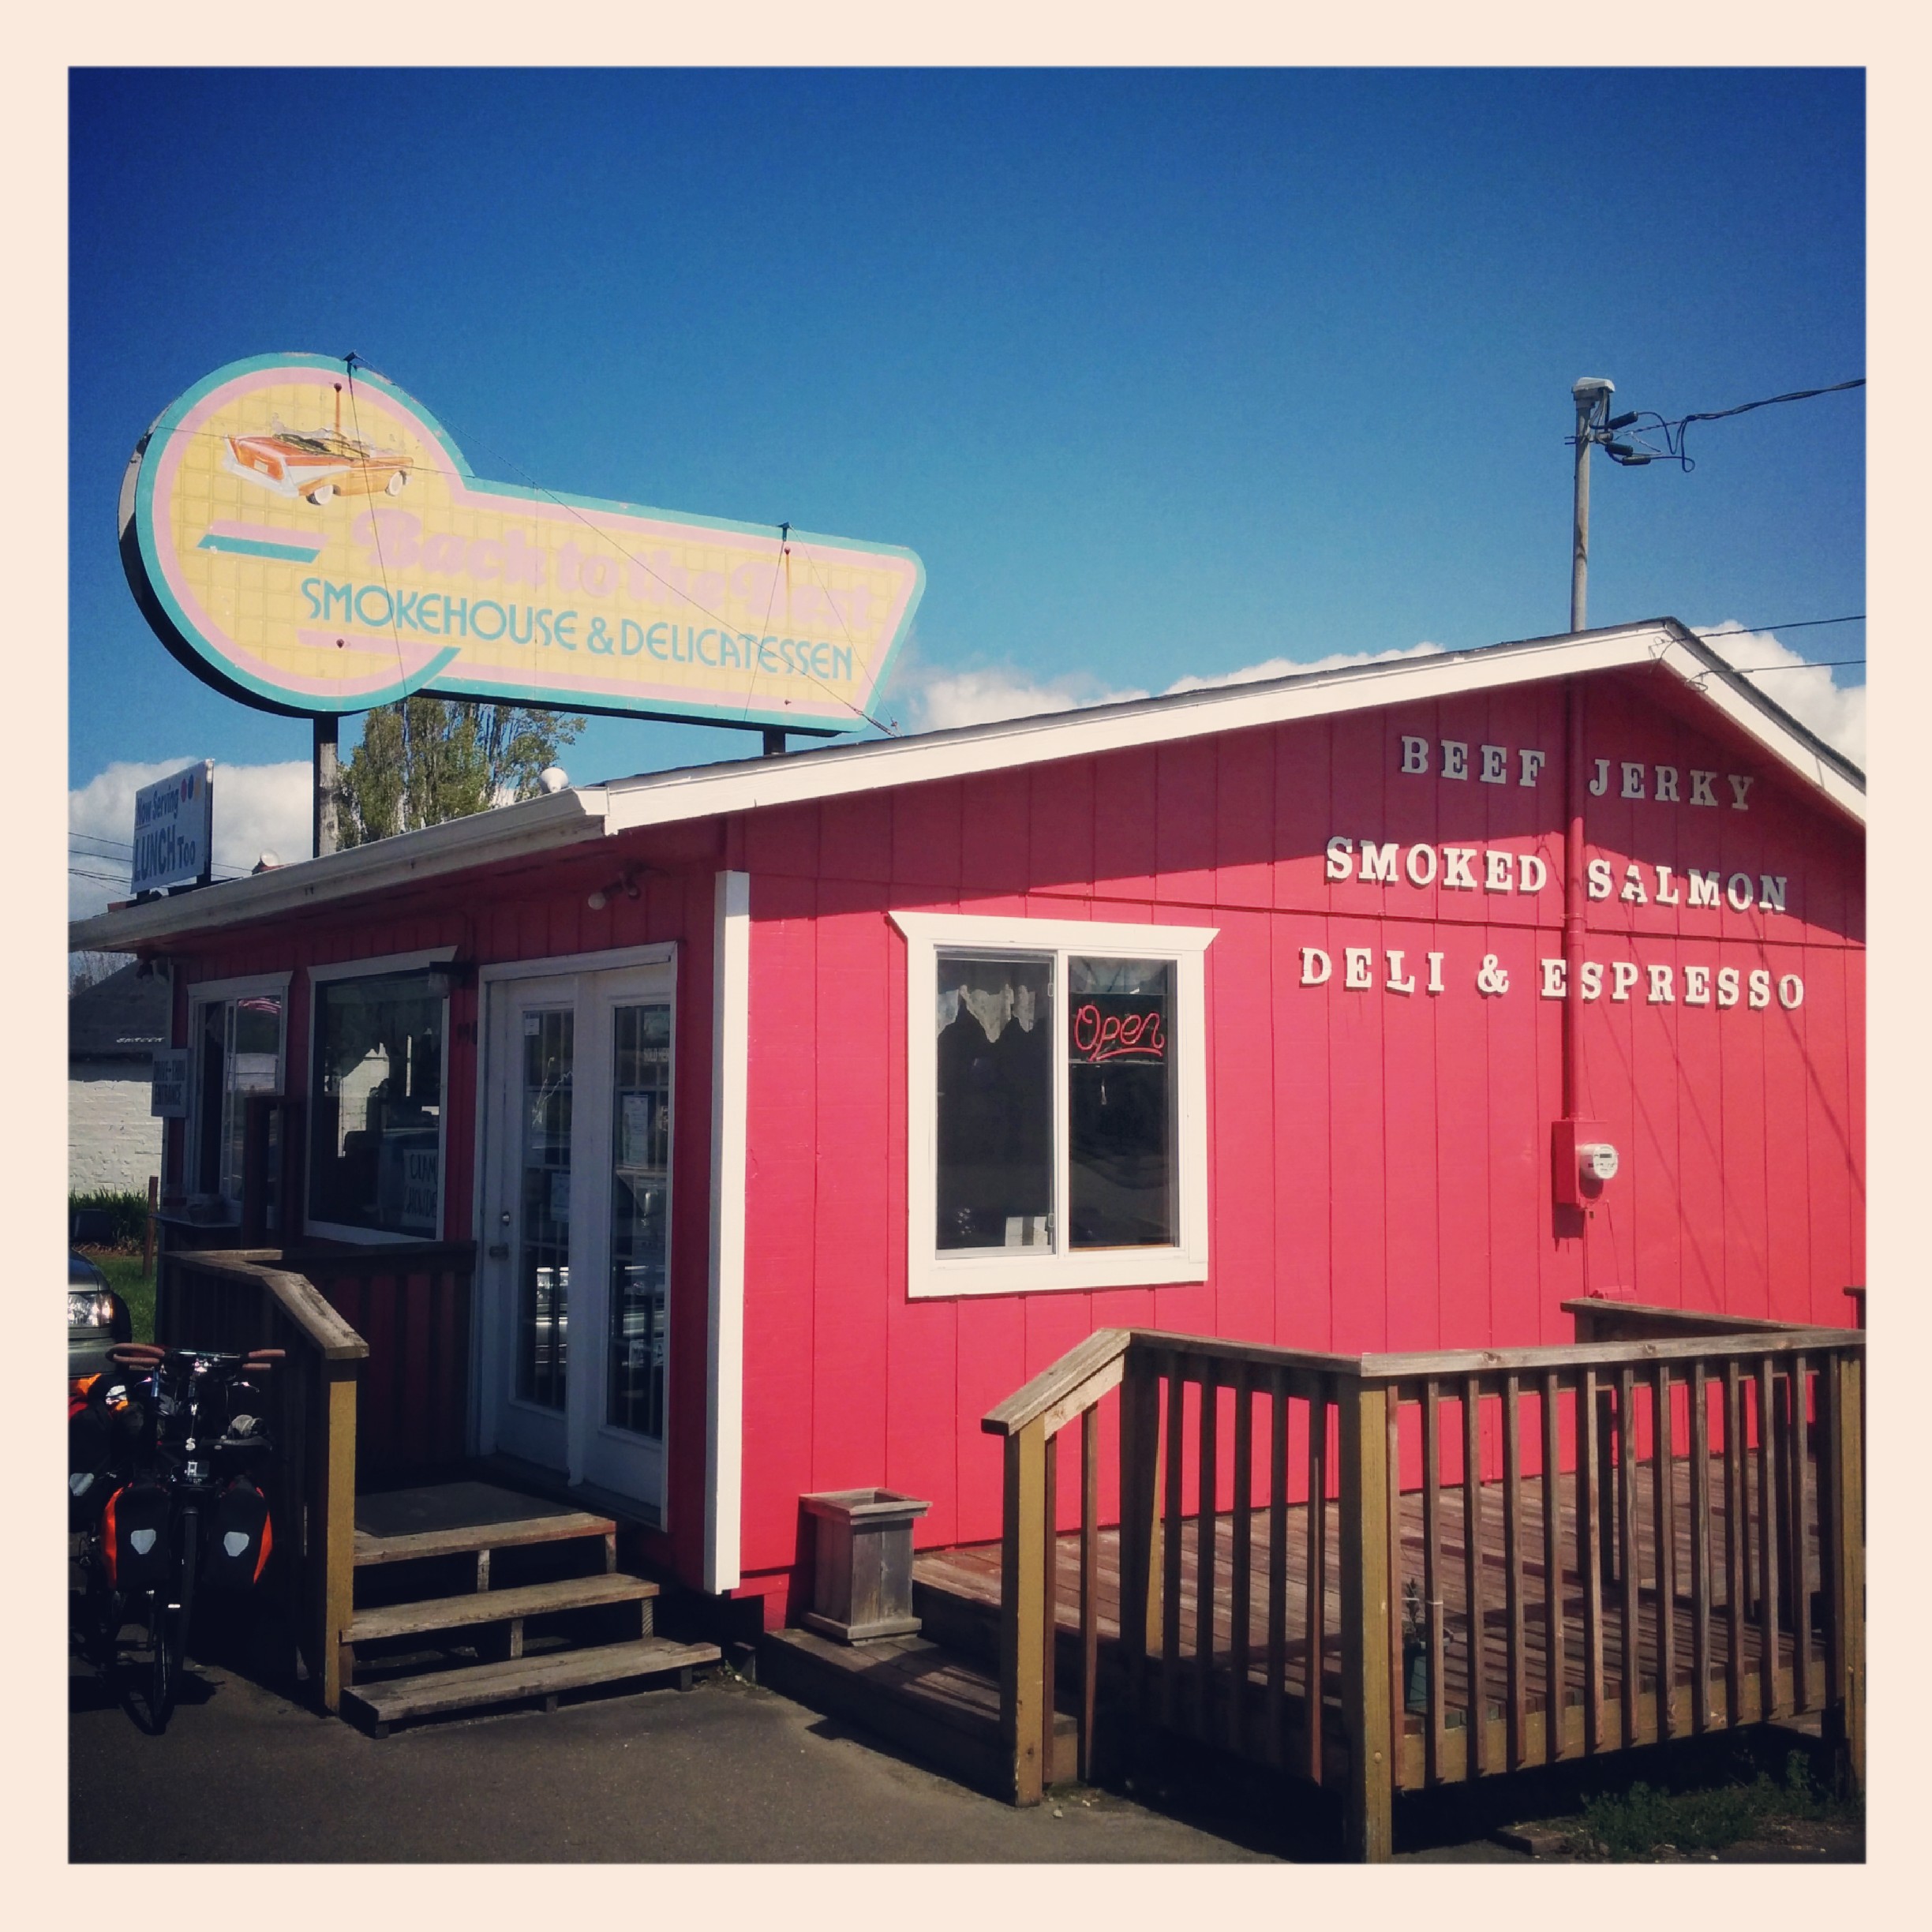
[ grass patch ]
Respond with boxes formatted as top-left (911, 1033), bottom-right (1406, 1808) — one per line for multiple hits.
top-left (79, 1249), bottom-right (156, 1344)
top-left (1575, 1747), bottom-right (1850, 1859)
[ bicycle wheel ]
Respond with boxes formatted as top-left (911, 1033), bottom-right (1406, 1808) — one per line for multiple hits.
top-left (149, 1524), bottom-right (196, 1732)
top-left (84, 1573), bottom-right (125, 1668)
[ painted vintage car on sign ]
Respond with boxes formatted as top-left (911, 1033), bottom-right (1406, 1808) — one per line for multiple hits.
top-left (225, 426), bottom-right (412, 506)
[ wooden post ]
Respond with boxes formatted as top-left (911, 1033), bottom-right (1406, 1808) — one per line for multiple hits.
top-left (1118, 1351), bottom-right (1163, 1715)
top-left (1579, 1368), bottom-right (1604, 1754)
top-left (1001, 1417), bottom-right (1049, 1804)
top-left (1042, 1429), bottom-right (1059, 1784)
top-left (1503, 1375), bottom-right (1527, 1770)
top-left (1079, 1405), bottom-right (1100, 1782)
top-left (1339, 1379), bottom-right (1395, 1863)
top-left (320, 1360), bottom-right (358, 1714)
top-left (1825, 1353), bottom-right (1864, 1795)
top-left (1541, 1371), bottom-right (1565, 1764)
top-left (1228, 1362), bottom-right (1253, 1756)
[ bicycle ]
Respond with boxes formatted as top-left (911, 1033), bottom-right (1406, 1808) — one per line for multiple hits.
top-left (76, 1342), bottom-right (282, 1732)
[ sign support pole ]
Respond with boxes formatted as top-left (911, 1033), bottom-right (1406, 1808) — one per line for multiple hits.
top-left (313, 716), bottom-right (339, 858)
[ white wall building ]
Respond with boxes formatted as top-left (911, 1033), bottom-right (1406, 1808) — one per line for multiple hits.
top-left (69, 962), bottom-right (167, 1196)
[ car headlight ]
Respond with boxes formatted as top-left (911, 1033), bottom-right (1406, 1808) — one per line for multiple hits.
top-left (68, 1290), bottom-right (118, 1329)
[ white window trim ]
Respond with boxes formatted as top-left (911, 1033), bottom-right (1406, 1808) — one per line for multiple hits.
top-left (305, 954), bottom-right (451, 1248)
top-left (308, 945), bottom-right (456, 985)
top-left (185, 972), bottom-right (291, 1215)
top-left (890, 910), bottom-right (1215, 1299)
top-left (706, 874), bottom-right (749, 1589)
top-left (480, 942), bottom-right (676, 985)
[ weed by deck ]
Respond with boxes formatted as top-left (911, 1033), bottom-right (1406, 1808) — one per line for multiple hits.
top-left (1571, 1746), bottom-right (1858, 1860)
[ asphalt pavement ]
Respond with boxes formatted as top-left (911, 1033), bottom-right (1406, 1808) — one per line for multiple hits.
top-left (69, 1649), bottom-right (1278, 1864)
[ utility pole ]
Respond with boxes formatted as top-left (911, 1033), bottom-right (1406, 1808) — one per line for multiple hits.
top-left (313, 716), bottom-right (339, 857)
top-left (1570, 376), bottom-right (1614, 631)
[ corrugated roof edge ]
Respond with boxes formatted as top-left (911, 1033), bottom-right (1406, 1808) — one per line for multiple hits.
top-left (69, 618), bottom-right (1862, 954)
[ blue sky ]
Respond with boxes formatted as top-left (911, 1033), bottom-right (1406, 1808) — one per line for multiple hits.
top-left (69, 67), bottom-right (1865, 904)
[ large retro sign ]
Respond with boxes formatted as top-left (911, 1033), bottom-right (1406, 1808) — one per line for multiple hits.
top-left (120, 354), bottom-right (925, 731)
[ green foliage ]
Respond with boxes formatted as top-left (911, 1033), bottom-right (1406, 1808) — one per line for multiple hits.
top-left (337, 699), bottom-right (587, 846)
top-left (1578, 1750), bottom-right (1840, 1859)
top-left (69, 1189), bottom-right (150, 1249)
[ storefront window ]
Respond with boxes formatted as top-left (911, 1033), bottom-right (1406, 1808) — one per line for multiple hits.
top-left (191, 987), bottom-right (286, 1211)
top-left (898, 912), bottom-right (1212, 1298)
top-left (935, 951), bottom-right (1054, 1250)
top-left (309, 972), bottom-right (447, 1239)
top-left (1067, 957), bottom-right (1174, 1249)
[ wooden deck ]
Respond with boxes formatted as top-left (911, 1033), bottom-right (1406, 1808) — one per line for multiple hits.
top-left (917, 1451), bottom-right (1827, 1788)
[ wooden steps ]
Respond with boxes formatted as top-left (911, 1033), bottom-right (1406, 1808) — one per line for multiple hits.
top-left (758, 1625), bottom-right (1077, 1798)
top-left (347, 1573), bottom-right (658, 1646)
top-left (341, 1481), bottom-right (716, 1734)
top-left (344, 1638), bottom-right (721, 1737)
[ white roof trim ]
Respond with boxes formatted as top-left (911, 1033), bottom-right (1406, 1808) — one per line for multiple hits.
top-left (598, 620), bottom-right (1863, 835)
top-left (69, 784), bottom-right (608, 951)
top-left (69, 620), bottom-right (1861, 954)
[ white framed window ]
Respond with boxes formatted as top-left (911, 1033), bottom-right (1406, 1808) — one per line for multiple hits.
top-left (306, 953), bottom-right (455, 1245)
top-left (890, 912), bottom-right (1215, 1298)
top-left (185, 974), bottom-right (291, 1219)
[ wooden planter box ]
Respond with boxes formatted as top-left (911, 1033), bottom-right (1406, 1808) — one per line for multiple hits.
top-left (800, 1488), bottom-right (931, 1642)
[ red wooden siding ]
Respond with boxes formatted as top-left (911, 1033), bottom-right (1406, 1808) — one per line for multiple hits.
top-left (166, 663), bottom-right (1859, 1615)
top-left (736, 669), bottom-right (1862, 1589)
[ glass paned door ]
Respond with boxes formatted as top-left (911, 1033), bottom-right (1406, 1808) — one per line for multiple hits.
top-left (517, 1008), bottom-right (573, 1409)
top-left (605, 1005), bottom-right (670, 1440)
top-left (481, 963), bottom-right (672, 1516)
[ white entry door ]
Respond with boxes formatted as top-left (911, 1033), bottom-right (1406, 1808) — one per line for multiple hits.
top-left (479, 958), bottom-right (675, 1516)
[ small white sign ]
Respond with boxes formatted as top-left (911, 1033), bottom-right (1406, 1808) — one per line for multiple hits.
top-left (401, 1146), bottom-right (440, 1232)
top-left (131, 762), bottom-right (214, 893)
top-left (151, 1048), bottom-right (190, 1118)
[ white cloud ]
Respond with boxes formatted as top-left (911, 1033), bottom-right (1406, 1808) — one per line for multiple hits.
top-left (1163, 641), bottom-right (1447, 695)
top-left (908, 666), bottom-right (1149, 732)
top-left (1692, 623), bottom-right (1866, 767)
top-left (904, 641), bottom-right (1451, 734)
top-left (69, 758), bottom-right (314, 923)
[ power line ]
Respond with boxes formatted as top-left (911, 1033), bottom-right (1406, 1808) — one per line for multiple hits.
top-left (1588, 378), bottom-right (1863, 471)
top-left (1724, 659), bottom-right (1863, 675)
top-left (1697, 613), bottom-right (1864, 635)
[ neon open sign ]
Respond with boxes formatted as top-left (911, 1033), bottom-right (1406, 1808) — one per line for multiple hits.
top-left (1070, 1003), bottom-right (1166, 1064)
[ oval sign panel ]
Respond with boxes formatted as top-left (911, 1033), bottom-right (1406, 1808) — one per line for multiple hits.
top-left (120, 354), bottom-right (924, 729)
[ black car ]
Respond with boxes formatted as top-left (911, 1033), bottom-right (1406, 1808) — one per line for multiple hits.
top-left (69, 1252), bottom-right (131, 1383)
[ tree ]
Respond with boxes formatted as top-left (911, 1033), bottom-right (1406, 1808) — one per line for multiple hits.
top-left (336, 699), bottom-right (587, 847)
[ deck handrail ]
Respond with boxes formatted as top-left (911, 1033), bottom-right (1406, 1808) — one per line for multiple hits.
top-left (155, 1248), bottom-right (368, 1713)
top-left (982, 1328), bottom-right (1133, 1437)
top-left (1559, 1297), bottom-right (1834, 1342)
top-left (980, 1312), bottom-right (1865, 1860)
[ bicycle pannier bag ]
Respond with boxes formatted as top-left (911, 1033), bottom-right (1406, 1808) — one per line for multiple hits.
top-left (100, 1481), bottom-right (172, 1590)
top-left (204, 1477), bottom-right (273, 1589)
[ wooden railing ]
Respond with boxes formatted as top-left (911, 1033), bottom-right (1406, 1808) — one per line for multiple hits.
top-left (982, 1328), bottom-right (1134, 1800)
top-left (983, 1312), bottom-right (1865, 1861)
top-left (156, 1249), bottom-right (368, 1713)
top-left (283, 1241), bottom-right (476, 1487)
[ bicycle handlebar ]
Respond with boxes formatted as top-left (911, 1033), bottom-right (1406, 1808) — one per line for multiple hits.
top-left (106, 1343), bottom-right (279, 1372)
